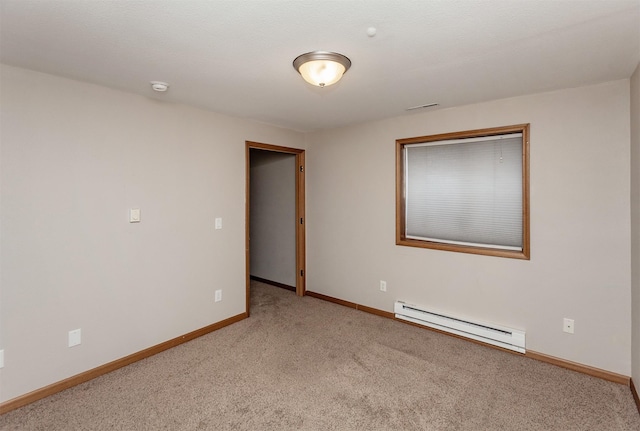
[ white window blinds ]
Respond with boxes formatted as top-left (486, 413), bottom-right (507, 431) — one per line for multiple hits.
top-left (404, 133), bottom-right (523, 251)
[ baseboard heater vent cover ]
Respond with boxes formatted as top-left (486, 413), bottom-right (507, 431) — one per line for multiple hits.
top-left (394, 301), bottom-right (526, 353)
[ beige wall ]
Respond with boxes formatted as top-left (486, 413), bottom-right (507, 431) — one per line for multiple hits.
top-left (0, 63), bottom-right (635, 403)
top-left (0, 65), bottom-right (304, 402)
top-left (631, 62), bottom-right (640, 385)
top-left (307, 80), bottom-right (632, 375)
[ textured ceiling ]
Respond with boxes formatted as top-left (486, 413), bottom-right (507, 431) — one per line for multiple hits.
top-left (1, 0), bottom-right (639, 132)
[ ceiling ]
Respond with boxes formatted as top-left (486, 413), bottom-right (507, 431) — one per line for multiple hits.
top-left (1, 1), bottom-right (639, 132)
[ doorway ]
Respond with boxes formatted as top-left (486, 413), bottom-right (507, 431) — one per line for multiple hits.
top-left (245, 141), bottom-right (305, 316)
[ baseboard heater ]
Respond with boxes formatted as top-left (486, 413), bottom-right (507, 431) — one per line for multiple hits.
top-left (394, 301), bottom-right (526, 353)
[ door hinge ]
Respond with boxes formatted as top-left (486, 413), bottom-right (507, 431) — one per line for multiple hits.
top-left (299, 166), bottom-right (304, 172)
top-left (300, 270), bottom-right (304, 277)
top-left (300, 217), bottom-right (304, 224)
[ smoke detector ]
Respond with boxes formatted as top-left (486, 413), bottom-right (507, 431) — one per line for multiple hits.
top-left (150, 81), bottom-right (169, 92)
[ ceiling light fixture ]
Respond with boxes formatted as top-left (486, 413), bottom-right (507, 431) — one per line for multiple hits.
top-left (293, 51), bottom-right (351, 88)
top-left (150, 81), bottom-right (169, 92)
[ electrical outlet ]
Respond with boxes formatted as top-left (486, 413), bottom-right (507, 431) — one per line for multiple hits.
top-left (379, 280), bottom-right (387, 292)
top-left (563, 318), bottom-right (575, 334)
top-left (215, 289), bottom-right (222, 302)
top-left (68, 329), bottom-right (82, 347)
top-left (129, 208), bottom-right (141, 223)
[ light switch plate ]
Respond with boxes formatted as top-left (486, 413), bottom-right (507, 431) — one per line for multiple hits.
top-left (0, 349), bottom-right (4, 368)
top-left (215, 217), bottom-right (222, 230)
top-left (129, 208), bottom-right (141, 223)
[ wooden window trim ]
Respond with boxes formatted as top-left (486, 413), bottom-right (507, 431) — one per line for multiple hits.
top-left (396, 124), bottom-right (530, 260)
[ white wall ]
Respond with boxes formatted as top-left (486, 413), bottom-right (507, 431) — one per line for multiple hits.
top-left (250, 150), bottom-right (297, 287)
top-left (307, 80), bottom-right (632, 375)
top-left (631, 62), bottom-right (640, 385)
top-left (0, 65), bottom-right (304, 402)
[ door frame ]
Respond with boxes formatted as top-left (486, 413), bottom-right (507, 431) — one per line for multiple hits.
top-left (245, 141), bottom-right (305, 316)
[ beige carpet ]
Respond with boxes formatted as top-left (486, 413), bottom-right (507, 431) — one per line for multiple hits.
top-left (1, 281), bottom-right (639, 430)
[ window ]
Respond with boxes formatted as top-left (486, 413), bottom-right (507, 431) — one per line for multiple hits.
top-left (396, 124), bottom-right (530, 259)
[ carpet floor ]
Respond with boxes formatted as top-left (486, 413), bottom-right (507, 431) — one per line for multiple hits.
top-left (1, 281), bottom-right (639, 430)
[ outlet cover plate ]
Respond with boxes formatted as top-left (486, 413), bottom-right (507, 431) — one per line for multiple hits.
top-left (129, 208), bottom-right (141, 223)
top-left (68, 329), bottom-right (82, 347)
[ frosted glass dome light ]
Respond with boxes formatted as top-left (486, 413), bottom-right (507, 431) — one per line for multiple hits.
top-left (293, 51), bottom-right (351, 88)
